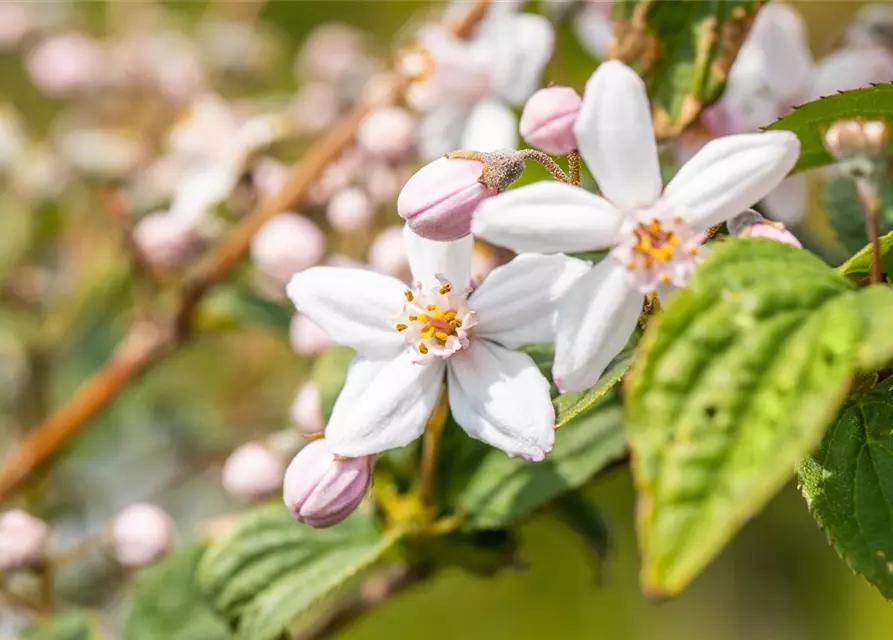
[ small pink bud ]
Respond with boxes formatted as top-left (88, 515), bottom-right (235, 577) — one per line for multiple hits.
top-left (290, 83), bottom-right (340, 135)
top-left (0, 510), bottom-right (49, 571)
top-left (289, 314), bottom-right (331, 356)
top-left (357, 107), bottom-right (417, 161)
top-left (282, 439), bottom-right (372, 528)
top-left (520, 86), bottom-right (582, 155)
top-left (728, 210), bottom-right (802, 247)
top-left (367, 225), bottom-right (410, 280)
top-left (222, 442), bottom-right (286, 501)
top-left (109, 503), bottom-right (174, 568)
top-left (398, 157), bottom-right (495, 241)
top-left (26, 32), bottom-right (102, 98)
top-left (326, 187), bottom-right (374, 233)
top-left (364, 164), bottom-right (402, 206)
top-left (291, 382), bottom-right (325, 436)
top-left (252, 157), bottom-right (290, 201)
top-left (133, 211), bottom-right (201, 267)
top-left (251, 213), bottom-right (326, 283)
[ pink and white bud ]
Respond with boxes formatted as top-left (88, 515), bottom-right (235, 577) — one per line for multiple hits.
top-left (520, 86), bottom-right (582, 155)
top-left (357, 107), bottom-right (417, 161)
top-left (397, 157), bottom-right (495, 241)
top-left (26, 33), bottom-right (102, 98)
top-left (289, 314), bottom-right (331, 356)
top-left (133, 211), bottom-right (201, 267)
top-left (0, 510), bottom-right (49, 571)
top-left (109, 503), bottom-right (174, 568)
top-left (326, 187), bottom-right (374, 233)
top-left (251, 213), bottom-right (326, 283)
top-left (290, 381), bottom-right (325, 437)
top-left (728, 209), bottom-right (802, 247)
top-left (222, 442), bottom-right (286, 501)
top-left (0, 2), bottom-right (30, 52)
top-left (290, 82), bottom-right (340, 135)
top-left (296, 24), bottom-right (367, 84)
top-left (282, 439), bottom-right (372, 528)
top-left (368, 225), bottom-right (410, 280)
top-left (252, 157), bottom-right (290, 201)
top-left (364, 164), bottom-right (402, 206)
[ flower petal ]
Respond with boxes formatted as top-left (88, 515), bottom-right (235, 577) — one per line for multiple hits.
top-left (448, 340), bottom-right (555, 461)
top-left (762, 172), bottom-right (809, 226)
top-left (460, 99), bottom-right (518, 152)
top-left (470, 253), bottom-right (590, 348)
top-left (488, 13), bottom-right (555, 106)
top-left (326, 353), bottom-right (445, 457)
top-left (417, 104), bottom-right (472, 161)
top-left (748, 3), bottom-right (814, 105)
top-left (572, 1), bottom-right (613, 61)
top-left (810, 46), bottom-right (893, 101)
top-left (662, 131), bottom-right (801, 231)
top-left (287, 267), bottom-right (406, 359)
top-left (574, 60), bottom-right (662, 209)
top-left (403, 224), bottom-right (473, 288)
top-left (472, 181), bottom-right (622, 254)
top-left (553, 259), bottom-right (642, 394)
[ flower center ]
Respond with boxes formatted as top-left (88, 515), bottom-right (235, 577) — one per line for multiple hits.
top-left (611, 215), bottom-right (703, 294)
top-left (393, 278), bottom-right (477, 363)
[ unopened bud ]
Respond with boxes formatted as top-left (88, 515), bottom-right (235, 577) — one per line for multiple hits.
top-left (520, 86), bottom-right (582, 155)
top-left (26, 32), bottom-right (102, 98)
top-left (133, 211), bottom-right (201, 267)
top-left (109, 503), bottom-right (174, 568)
top-left (251, 213), bottom-right (326, 283)
top-left (0, 510), bottom-right (49, 571)
top-left (222, 442), bottom-right (286, 501)
top-left (398, 153), bottom-right (523, 241)
top-left (357, 107), bottom-right (417, 161)
top-left (367, 225), bottom-right (410, 280)
top-left (824, 120), bottom-right (889, 160)
top-left (729, 209), bottom-right (802, 248)
top-left (283, 439), bottom-right (372, 528)
top-left (290, 382), bottom-right (325, 436)
top-left (326, 187), bottom-right (374, 233)
top-left (289, 314), bottom-right (331, 356)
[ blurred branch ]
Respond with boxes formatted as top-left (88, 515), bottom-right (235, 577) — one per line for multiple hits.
top-left (0, 0), bottom-right (493, 503)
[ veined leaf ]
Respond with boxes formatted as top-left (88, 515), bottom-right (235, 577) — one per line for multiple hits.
top-left (22, 611), bottom-right (99, 640)
top-left (838, 230), bottom-right (893, 281)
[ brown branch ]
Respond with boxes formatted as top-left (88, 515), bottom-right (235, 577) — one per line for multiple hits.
top-left (0, 0), bottom-right (493, 503)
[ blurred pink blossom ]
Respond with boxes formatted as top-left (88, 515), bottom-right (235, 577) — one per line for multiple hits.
top-left (26, 32), bottom-right (103, 98)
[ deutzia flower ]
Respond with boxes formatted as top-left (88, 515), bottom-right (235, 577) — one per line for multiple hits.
top-left (400, 10), bottom-right (554, 160)
top-left (287, 226), bottom-right (589, 461)
top-left (473, 61), bottom-right (800, 394)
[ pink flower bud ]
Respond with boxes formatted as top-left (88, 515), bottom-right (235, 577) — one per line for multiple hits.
top-left (26, 32), bottom-right (102, 98)
top-left (282, 440), bottom-right (372, 528)
top-left (0, 510), bottom-right (49, 571)
top-left (222, 442), bottom-right (286, 501)
top-left (0, 3), bottom-right (30, 52)
top-left (133, 211), bottom-right (201, 267)
top-left (289, 314), bottom-right (331, 356)
top-left (728, 209), bottom-right (802, 247)
top-left (357, 107), bottom-right (417, 161)
top-left (364, 164), bottom-right (402, 206)
top-left (291, 382), bottom-right (325, 436)
top-left (251, 213), bottom-right (326, 283)
top-left (397, 157), bottom-right (493, 241)
top-left (520, 86), bottom-right (582, 155)
top-left (290, 83), bottom-right (340, 135)
top-left (367, 225), bottom-right (410, 280)
top-left (252, 157), bottom-right (290, 200)
top-left (326, 187), bottom-right (374, 233)
top-left (109, 503), bottom-right (174, 568)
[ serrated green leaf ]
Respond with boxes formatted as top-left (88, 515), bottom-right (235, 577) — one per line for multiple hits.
top-left (311, 346), bottom-right (355, 419)
top-left (838, 230), bottom-right (893, 281)
top-left (627, 238), bottom-right (893, 597)
top-left (800, 378), bottom-right (893, 599)
top-left (198, 505), bottom-right (398, 640)
top-left (22, 611), bottom-right (98, 640)
top-left (555, 347), bottom-right (635, 429)
top-left (123, 545), bottom-right (230, 640)
top-left (459, 391), bottom-right (626, 530)
top-left (612, 0), bottom-right (763, 139)
top-left (766, 84), bottom-right (893, 174)
top-left (825, 178), bottom-right (893, 255)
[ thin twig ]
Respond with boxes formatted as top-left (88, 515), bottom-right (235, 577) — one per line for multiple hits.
top-left (0, 0), bottom-right (493, 503)
top-left (518, 149), bottom-right (571, 184)
top-left (857, 177), bottom-right (883, 284)
top-left (568, 149), bottom-right (580, 186)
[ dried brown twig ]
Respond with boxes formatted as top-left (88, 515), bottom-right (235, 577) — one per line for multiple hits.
top-left (0, 0), bottom-right (493, 502)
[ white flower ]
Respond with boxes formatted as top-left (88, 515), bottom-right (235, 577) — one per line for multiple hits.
top-left (401, 11), bottom-right (554, 159)
top-left (572, 1), bottom-right (614, 61)
top-left (473, 61), bottom-right (800, 394)
top-left (287, 225), bottom-right (589, 461)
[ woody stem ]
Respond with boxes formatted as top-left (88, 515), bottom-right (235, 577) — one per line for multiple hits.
top-left (518, 149), bottom-right (572, 184)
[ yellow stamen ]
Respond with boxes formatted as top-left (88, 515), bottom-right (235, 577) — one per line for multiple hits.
top-left (396, 323), bottom-right (408, 332)
top-left (432, 309), bottom-right (445, 321)
top-left (420, 325), bottom-right (435, 339)
top-left (427, 304), bottom-right (436, 311)
top-left (408, 314), bottom-right (418, 321)
top-left (404, 290), bottom-right (414, 302)
top-left (439, 284), bottom-right (452, 295)
top-left (444, 310), bottom-right (457, 321)
top-left (417, 313), bottom-right (429, 322)
top-left (660, 274), bottom-right (671, 285)
top-left (434, 331), bottom-right (449, 342)
top-left (418, 343), bottom-right (429, 354)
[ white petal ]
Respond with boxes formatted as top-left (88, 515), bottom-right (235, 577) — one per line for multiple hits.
top-left (287, 267), bottom-right (406, 359)
top-left (761, 172), bottom-right (809, 226)
top-left (662, 131), bottom-right (801, 230)
top-left (553, 259), bottom-right (642, 394)
top-left (326, 352), bottom-right (445, 457)
top-left (417, 104), bottom-right (472, 161)
top-left (572, 2), bottom-right (614, 60)
top-left (470, 253), bottom-right (591, 348)
top-left (448, 340), bottom-right (555, 461)
top-left (403, 224), bottom-right (473, 288)
top-left (574, 60), bottom-right (662, 210)
top-left (472, 181), bottom-right (623, 254)
top-left (460, 99), bottom-right (518, 152)
top-left (488, 13), bottom-right (555, 105)
top-left (810, 47), bottom-right (893, 101)
top-left (749, 3), bottom-right (814, 104)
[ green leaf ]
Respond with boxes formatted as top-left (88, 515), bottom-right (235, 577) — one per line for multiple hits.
top-left (838, 230), bottom-right (893, 281)
top-left (553, 492), bottom-right (612, 580)
top-left (800, 378), bottom-right (893, 599)
top-left (22, 611), bottom-right (98, 640)
top-left (459, 391), bottom-right (627, 530)
top-left (198, 505), bottom-right (398, 640)
top-left (555, 346), bottom-right (636, 429)
top-left (825, 178), bottom-right (893, 256)
top-left (311, 346), bottom-right (355, 420)
top-left (123, 545), bottom-right (230, 640)
top-left (627, 238), bottom-right (893, 597)
top-left (612, 0), bottom-right (763, 139)
top-left (766, 84), bottom-right (893, 174)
